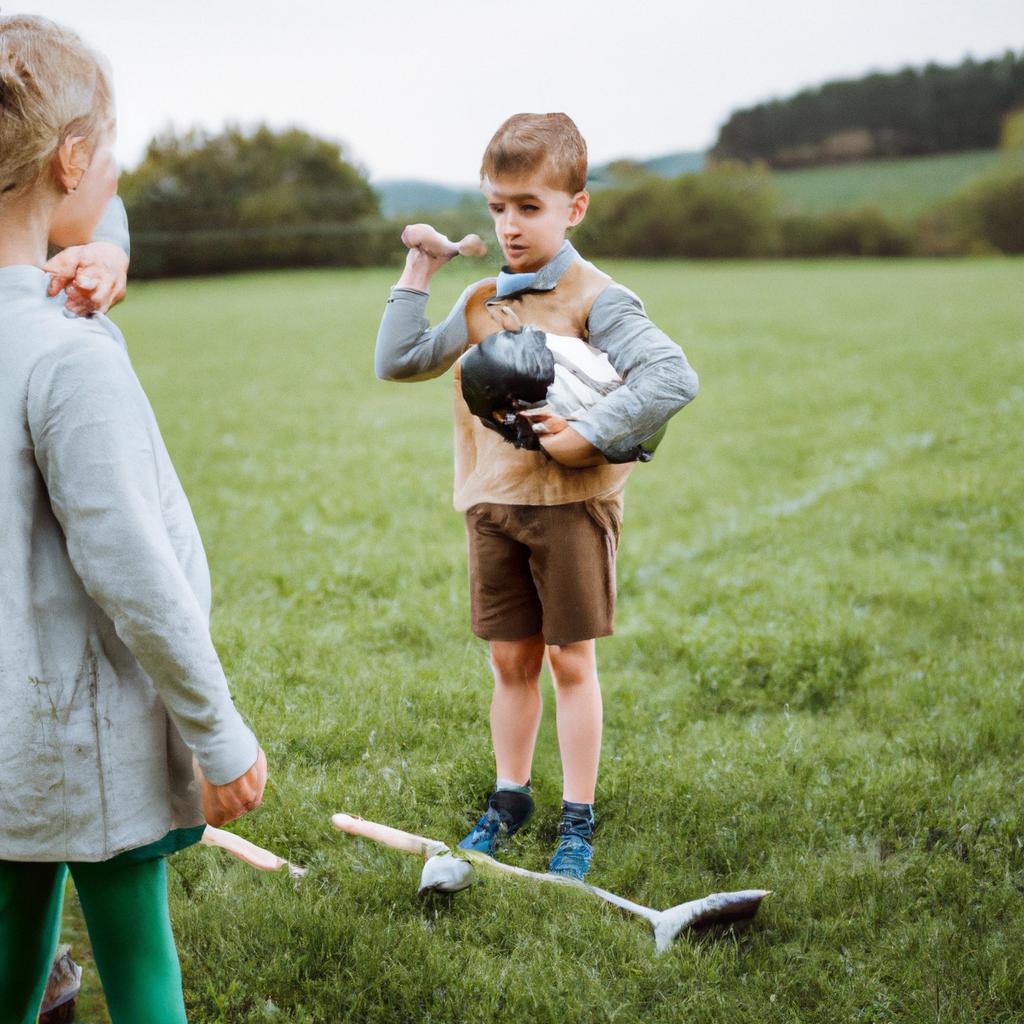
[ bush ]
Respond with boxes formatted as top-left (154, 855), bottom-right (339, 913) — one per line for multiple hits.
top-left (575, 162), bottom-right (780, 258)
top-left (951, 167), bottom-right (1024, 253)
top-left (782, 206), bottom-right (913, 257)
top-left (916, 165), bottom-right (1024, 255)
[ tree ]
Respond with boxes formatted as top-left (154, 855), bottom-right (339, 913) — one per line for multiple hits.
top-left (119, 124), bottom-right (387, 276)
top-left (121, 124), bottom-right (378, 231)
top-left (712, 51), bottom-right (1024, 166)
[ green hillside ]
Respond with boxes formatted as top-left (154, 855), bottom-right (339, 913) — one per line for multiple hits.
top-left (770, 149), bottom-right (1012, 219)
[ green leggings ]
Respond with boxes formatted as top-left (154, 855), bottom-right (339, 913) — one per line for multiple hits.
top-left (0, 857), bottom-right (187, 1024)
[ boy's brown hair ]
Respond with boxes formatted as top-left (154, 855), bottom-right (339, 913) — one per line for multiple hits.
top-left (480, 112), bottom-right (588, 195)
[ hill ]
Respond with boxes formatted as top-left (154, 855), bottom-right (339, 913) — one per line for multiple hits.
top-left (771, 148), bottom-right (1012, 218)
top-left (373, 179), bottom-right (477, 218)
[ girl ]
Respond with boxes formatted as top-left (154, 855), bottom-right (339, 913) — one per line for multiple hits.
top-left (0, 15), bottom-right (266, 1022)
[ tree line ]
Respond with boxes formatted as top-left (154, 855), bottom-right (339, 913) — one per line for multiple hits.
top-left (713, 51), bottom-right (1024, 167)
top-left (119, 117), bottom-right (1023, 279)
top-left (572, 160), bottom-right (1024, 258)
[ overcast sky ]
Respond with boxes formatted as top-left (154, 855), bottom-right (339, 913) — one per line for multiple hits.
top-left (10, 0), bottom-right (1024, 183)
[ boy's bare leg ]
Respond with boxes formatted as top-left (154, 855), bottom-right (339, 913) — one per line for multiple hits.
top-left (488, 635), bottom-right (546, 784)
top-left (547, 640), bottom-right (602, 804)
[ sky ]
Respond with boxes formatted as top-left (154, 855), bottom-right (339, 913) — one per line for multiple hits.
top-left (9, 0), bottom-right (1024, 183)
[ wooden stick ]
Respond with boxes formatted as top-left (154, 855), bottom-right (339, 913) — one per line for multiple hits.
top-left (331, 813), bottom-right (450, 859)
top-left (201, 826), bottom-right (307, 879)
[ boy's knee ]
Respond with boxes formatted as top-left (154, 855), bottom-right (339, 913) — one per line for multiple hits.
top-left (547, 640), bottom-right (597, 686)
top-left (489, 635), bottom-right (545, 684)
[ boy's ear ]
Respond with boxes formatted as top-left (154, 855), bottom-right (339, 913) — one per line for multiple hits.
top-left (53, 136), bottom-right (90, 194)
top-left (567, 190), bottom-right (589, 228)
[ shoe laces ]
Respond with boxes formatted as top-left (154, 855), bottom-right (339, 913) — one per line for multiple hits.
top-left (549, 833), bottom-right (593, 876)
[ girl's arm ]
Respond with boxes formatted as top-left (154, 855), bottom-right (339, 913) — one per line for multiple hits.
top-left (27, 332), bottom-right (261, 794)
top-left (45, 192), bottom-right (130, 316)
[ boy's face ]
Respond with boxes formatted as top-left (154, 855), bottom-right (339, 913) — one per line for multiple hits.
top-left (481, 170), bottom-right (589, 273)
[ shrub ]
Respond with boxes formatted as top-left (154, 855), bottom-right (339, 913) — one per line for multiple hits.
top-left (576, 163), bottom-right (780, 259)
top-left (916, 164), bottom-right (1024, 255)
top-left (782, 206), bottom-right (913, 257)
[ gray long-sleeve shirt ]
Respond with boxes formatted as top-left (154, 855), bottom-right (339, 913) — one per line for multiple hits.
top-left (375, 241), bottom-right (699, 464)
top-left (0, 265), bottom-right (258, 862)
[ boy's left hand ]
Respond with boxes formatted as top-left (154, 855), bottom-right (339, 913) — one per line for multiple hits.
top-left (44, 242), bottom-right (129, 317)
top-left (520, 410), bottom-right (608, 467)
top-left (518, 408), bottom-right (569, 436)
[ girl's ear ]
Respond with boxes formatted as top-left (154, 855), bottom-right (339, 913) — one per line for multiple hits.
top-left (567, 190), bottom-right (589, 228)
top-left (53, 136), bottom-right (90, 194)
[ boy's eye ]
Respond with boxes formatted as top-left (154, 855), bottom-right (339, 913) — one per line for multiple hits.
top-left (489, 204), bottom-right (504, 214)
top-left (521, 204), bottom-right (539, 213)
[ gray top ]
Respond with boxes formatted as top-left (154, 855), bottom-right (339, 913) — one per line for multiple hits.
top-left (375, 241), bottom-right (699, 463)
top-left (0, 265), bottom-right (258, 862)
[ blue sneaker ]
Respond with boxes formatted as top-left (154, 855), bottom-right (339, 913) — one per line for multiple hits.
top-left (457, 790), bottom-right (534, 856)
top-left (547, 833), bottom-right (593, 881)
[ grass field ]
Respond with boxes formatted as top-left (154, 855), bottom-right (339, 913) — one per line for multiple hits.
top-left (771, 149), bottom-right (1013, 218)
top-left (62, 257), bottom-right (1023, 1023)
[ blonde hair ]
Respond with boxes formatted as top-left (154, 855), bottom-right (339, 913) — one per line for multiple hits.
top-left (481, 112), bottom-right (588, 195)
top-left (0, 14), bottom-right (113, 201)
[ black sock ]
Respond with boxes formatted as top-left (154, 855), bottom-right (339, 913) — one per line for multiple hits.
top-left (488, 788), bottom-right (535, 827)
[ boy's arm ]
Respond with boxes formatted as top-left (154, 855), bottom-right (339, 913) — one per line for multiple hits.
top-left (27, 338), bottom-right (261, 792)
top-left (571, 284), bottom-right (699, 463)
top-left (45, 195), bottom-right (130, 316)
top-left (375, 248), bottom-right (482, 382)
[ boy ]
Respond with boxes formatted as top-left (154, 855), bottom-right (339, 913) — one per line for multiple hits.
top-left (374, 112), bottom-right (698, 881)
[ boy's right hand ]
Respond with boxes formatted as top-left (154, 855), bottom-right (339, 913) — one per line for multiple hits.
top-left (396, 223), bottom-right (460, 292)
top-left (199, 747), bottom-right (268, 827)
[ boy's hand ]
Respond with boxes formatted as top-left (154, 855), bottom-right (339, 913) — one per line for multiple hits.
top-left (518, 408), bottom-right (569, 436)
top-left (396, 223), bottom-right (460, 292)
top-left (44, 242), bottom-right (129, 317)
top-left (522, 412), bottom-right (608, 467)
top-left (198, 747), bottom-right (268, 827)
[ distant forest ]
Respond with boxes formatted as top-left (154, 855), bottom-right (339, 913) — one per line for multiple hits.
top-left (713, 51), bottom-right (1024, 167)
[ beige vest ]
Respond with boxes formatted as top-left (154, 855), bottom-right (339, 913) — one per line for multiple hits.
top-left (452, 258), bottom-right (634, 511)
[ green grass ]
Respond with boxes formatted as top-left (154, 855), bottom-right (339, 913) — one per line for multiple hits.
top-left (771, 149), bottom-right (1014, 218)
top-left (60, 258), bottom-right (1024, 1023)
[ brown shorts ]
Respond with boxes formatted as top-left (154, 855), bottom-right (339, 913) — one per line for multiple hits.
top-left (465, 500), bottom-right (622, 647)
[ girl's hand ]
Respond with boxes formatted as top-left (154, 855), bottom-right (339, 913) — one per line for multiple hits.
top-left (43, 242), bottom-right (129, 317)
top-left (199, 748), bottom-right (268, 827)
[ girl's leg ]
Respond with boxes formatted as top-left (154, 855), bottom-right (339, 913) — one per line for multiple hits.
top-left (489, 634), bottom-right (547, 784)
top-left (70, 856), bottom-right (187, 1024)
top-left (547, 639), bottom-right (602, 804)
top-left (0, 860), bottom-right (66, 1024)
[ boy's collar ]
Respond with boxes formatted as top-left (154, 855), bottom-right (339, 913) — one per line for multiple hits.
top-left (495, 240), bottom-right (577, 299)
